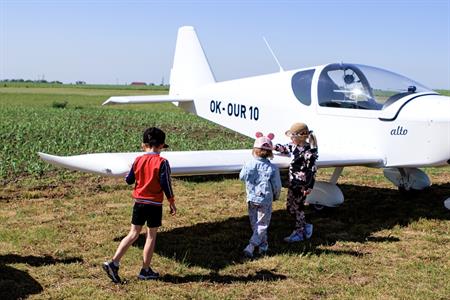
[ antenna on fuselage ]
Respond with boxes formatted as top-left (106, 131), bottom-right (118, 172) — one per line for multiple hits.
top-left (263, 36), bottom-right (284, 72)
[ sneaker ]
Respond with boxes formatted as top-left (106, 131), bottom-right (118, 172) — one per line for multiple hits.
top-left (138, 267), bottom-right (159, 280)
top-left (283, 231), bottom-right (304, 243)
top-left (258, 243), bottom-right (269, 255)
top-left (304, 223), bottom-right (313, 239)
top-left (243, 244), bottom-right (254, 258)
top-left (102, 261), bottom-right (121, 283)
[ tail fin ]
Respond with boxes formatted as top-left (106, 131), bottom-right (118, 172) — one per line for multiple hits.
top-left (169, 26), bottom-right (215, 97)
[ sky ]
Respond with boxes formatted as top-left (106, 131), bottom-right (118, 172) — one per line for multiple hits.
top-left (1, 0), bottom-right (449, 89)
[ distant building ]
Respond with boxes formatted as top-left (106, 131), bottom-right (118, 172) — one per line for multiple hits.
top-left (131, 82), bottom-right (147, 86)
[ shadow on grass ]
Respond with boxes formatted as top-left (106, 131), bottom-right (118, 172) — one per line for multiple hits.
top-left (0, 254), bottom-right (83, 266)
top-left (177, 173), bottom-right (239, 183)
top-left (0, 264), bottom-right (43, 300)
top-left (127, 183), bottom-right (449, 272)
top-left (159, 269), bottom-right (286, 284)
top-left (0, 255), bottom-right (83, 299)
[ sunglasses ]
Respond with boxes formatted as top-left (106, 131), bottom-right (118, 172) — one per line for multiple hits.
top-left (290, 130), bottom-right (311, 137)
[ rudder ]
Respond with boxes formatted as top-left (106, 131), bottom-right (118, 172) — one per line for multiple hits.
top-left (169, 26), bottom-right (215, 97)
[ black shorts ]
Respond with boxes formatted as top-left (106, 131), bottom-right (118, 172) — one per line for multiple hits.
top-left (131, 203), bottom-right (162, 228)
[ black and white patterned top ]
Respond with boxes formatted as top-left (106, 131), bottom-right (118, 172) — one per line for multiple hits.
top-left (275, 142), bottom-right (318, 192)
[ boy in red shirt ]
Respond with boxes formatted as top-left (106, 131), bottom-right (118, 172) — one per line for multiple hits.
top-left (103, 127), bottom-right (176, 283)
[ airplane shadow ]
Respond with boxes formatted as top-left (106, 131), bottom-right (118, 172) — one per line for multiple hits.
top-left (177, 174), bottom-right (239, 182)
top-left (124, 183), bottom-right (449, 276)
top-left (158, 269), bottom-right (286, 284)
top-left (0, 254), bottom-right (83, 300)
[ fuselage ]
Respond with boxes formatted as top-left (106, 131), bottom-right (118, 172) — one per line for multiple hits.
top-left (186, 63), bottom-right (450, 168)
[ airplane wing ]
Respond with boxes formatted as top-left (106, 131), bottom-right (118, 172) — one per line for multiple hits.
top-left (38, 150), bottom-right (383, 178)
top-left (102, 95), bottom-right (193, 105)
top-left (316, 152), bottom-right (383, 167)
top-left (38, 150), bottom-right (265, 177)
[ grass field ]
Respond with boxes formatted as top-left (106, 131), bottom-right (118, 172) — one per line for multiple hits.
top-left (0, 85), bottom-right (449, 299)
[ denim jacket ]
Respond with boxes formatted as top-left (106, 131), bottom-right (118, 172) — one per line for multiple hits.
top-left (239, 156), bottom-right (282, 204)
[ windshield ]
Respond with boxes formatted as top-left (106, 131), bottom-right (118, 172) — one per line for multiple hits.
top-left (317, 63), bottom-right (435, 110)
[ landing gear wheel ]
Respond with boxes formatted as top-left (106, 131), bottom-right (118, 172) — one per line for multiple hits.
top-left (313, 204), bottom-right (325, 211)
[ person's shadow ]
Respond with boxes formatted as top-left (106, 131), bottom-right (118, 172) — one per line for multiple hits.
top-left (125, 182), bottom-right (449, 283)
top-left (0, 254), bottom-right (83, 300)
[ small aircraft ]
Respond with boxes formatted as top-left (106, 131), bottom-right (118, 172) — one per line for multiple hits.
top-left (39, 26), bottom-right (450, 208)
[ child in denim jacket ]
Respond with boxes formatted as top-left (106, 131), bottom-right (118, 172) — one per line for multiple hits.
top-left (240, 132), bottom-right (282, 258)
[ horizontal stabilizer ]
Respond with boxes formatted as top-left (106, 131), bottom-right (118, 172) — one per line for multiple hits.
top-left (102, 95), bottom-right (193, 105)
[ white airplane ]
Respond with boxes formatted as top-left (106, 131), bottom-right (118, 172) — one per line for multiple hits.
top-left (39, 26), bottom-right (450, 208)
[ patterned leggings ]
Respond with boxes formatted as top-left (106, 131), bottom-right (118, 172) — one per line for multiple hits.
top-left (286, 188), bottom-right (306, 233)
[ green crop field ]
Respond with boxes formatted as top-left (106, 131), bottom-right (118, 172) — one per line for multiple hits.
top-left (0, 85), bottom-right (252, 182)
top-left (0, 85), bottom-right (449, 299)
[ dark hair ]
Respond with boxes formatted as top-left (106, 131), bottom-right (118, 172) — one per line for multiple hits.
top-left (143, 127), bottom-right (169, 148)
top-left (253, 148), bottom-right (273, 159)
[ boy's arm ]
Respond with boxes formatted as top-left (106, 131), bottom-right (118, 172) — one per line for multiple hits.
top-left (159, 160), bottom-right (175, 204)
top-left (125, 164), bottom-right (135, 185)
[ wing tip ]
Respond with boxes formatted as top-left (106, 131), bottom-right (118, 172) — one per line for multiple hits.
top-left (102, 97), bottom-right (120, 105)
top-left (37, 152), bottom-right (51, 159)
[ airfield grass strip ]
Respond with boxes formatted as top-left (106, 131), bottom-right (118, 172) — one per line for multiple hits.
top-left (1, 176), bottom-right (449, 299)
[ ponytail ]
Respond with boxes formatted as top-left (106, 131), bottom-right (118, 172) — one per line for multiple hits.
top-left (308, 131), bottom-right (318, 149)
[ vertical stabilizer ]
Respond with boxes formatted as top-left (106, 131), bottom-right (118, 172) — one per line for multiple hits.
top-left (169, 26), bottom-right (215, 97)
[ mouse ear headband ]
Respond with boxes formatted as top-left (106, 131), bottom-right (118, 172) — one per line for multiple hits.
top-left (254, 132), bottom-right (275, 150)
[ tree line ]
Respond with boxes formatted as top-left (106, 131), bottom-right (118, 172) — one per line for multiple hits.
top-left (1, 79), bottom-right (64, 84)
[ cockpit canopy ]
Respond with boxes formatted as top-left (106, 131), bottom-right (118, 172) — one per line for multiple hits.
top-left (292, 63), bottom-right (435, 110)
